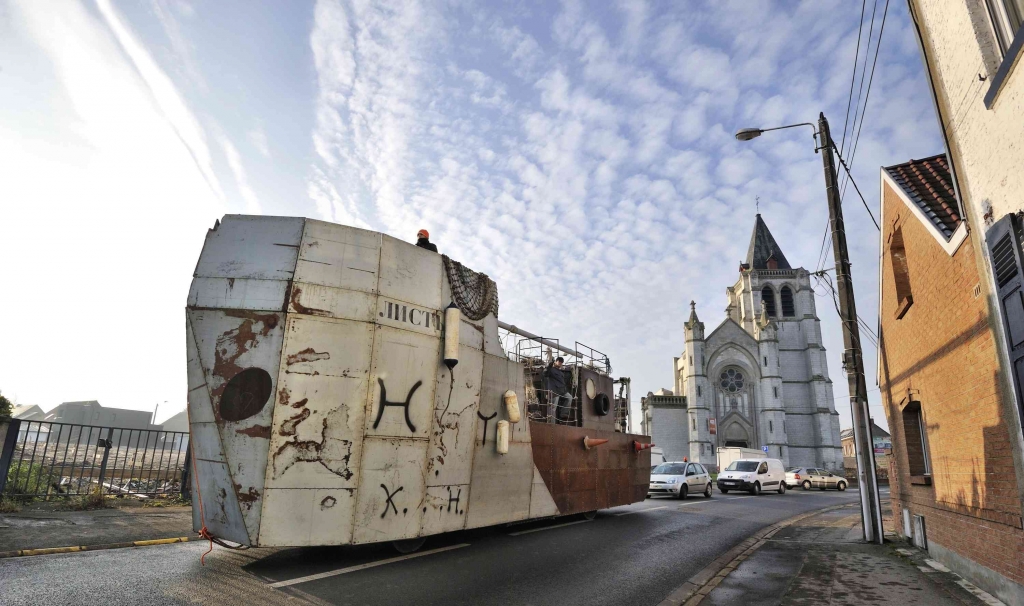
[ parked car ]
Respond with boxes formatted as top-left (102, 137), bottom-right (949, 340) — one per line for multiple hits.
top-left (786, 467), bottom-right (847, 491)
top-left (716, 458), bottom-right (787, 495)
top-left (648, 462), bottom-right (713, 499)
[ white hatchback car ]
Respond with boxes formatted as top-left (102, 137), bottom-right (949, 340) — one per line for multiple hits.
top-left (648, 462), bottom-right (713, 499)
top-left (716, 458), bottom-right (787, 495)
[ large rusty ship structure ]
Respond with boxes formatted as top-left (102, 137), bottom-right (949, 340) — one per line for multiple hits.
top-left (185, 215), bottom-right (652, 549)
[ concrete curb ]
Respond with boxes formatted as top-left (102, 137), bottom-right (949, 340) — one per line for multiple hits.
top-left (656, 503), bottom-right (857, 606)
top-left (0, 536), bottom-right (193, 559)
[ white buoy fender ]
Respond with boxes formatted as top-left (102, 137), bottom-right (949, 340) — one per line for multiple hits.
top-left (443, 304), bottom-right (460, 370)
top-left (496, 420), bottom-right (509, 454)
top-left (503, 390), bottom-right (520, 423)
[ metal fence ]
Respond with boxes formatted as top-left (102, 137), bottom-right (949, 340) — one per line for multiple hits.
top-left (0, 419), bottom-right (190, 498)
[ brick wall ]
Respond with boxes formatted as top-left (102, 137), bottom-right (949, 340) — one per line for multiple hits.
top-left (879, 182), bottom-right (1024, 590)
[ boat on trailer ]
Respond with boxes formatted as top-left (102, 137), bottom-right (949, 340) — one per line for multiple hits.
top-left (185, 215), bottom-right (652, 550)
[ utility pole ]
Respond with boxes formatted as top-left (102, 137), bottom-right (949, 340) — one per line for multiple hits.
top-left (817, 112), bottom-right (884, 544)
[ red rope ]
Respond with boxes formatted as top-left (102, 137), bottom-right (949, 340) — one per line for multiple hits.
top-left (189, 433), bottom-right (214, 566)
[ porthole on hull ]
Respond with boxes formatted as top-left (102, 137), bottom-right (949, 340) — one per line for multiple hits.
top-left (219, 367), bottom-right (273, 422)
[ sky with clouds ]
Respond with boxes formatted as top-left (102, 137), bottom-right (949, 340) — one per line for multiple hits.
top-left (0, 0), bottom-right (943, 430)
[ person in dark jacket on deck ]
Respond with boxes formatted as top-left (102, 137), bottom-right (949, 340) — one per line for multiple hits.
top-left (545, 357), bottom-right (573, 423)
top-left (415, 229), bottom-right (438, 252)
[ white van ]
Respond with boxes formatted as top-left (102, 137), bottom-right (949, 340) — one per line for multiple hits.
top-left (716, 458), bottom-right (787, 495)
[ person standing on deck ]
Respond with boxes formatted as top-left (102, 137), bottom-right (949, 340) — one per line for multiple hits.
top-left (415, 229), bottom-right (438, 252)
top-left (545, 357), bottom-right (573, 423)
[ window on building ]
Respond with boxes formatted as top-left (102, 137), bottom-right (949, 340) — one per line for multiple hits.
top-left (890, 227), bottom-right (914, 318)
top-left (773, 386), bottom-right (778, 398)
top-left (902, 401), bottom-right (932, 478)
top-left (780, 286), bottom-right (795, 317)
top-left (769, 420), bottom-right (773, 433)
top-left (986, 0), bottom-right (1024, 56)
top-left (763, 356), bottom-right (768, 366)
top-left (692, 418), bottom-right (696, 431)
top-left (761, 286), bottom-right (777, 317)
top-left (697, 385), bottom-right (702, 397)
top-left (720, 368), bottom-right (744, 392)
top-left (730, 398), bottom-right (738, 411)
top-left (706, 419), bottom-right (709, 431)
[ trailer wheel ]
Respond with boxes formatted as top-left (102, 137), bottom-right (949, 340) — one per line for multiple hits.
top-left (392, 538), bottom-right (426, 554)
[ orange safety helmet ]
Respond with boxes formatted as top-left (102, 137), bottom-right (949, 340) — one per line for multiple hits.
top-left (417, 229), bottom-right (429, 239)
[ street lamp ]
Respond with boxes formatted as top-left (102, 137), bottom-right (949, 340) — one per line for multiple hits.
top-left (735, 113), bottom-right (883, 545)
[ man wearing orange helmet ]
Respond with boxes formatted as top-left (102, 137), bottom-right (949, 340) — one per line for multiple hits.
top-left (415, 229), bottom-right (438, 252)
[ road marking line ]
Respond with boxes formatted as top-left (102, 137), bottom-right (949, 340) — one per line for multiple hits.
top-left (508, 519), bottom-right (591, 535)
top-left (268, 543), bottom-right (470, 588)
top-left (616, 506), bottom-right (670, 516)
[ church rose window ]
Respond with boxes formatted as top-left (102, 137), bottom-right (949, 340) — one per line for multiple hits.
top-left (720, 369), bottom-right (744, 392)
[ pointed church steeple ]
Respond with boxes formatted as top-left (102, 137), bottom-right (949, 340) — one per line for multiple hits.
top-left (745, 214), bottom-right (792, 270)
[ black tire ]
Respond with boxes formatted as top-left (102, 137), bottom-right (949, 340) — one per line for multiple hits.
top-left (750, 482), bottom-right (761, 496)
top-left (778, 482), bottom-right (786, 495)
top-left (704, 483), bottom-right (713, 498)
top-left (392, 538), bottom-right (425, 554)
top-left (593, 393), bottom-right (611, 416)
top-left (582, 510), bottom-right (597, 520)
top-left (678, 485), bottom-right (688, 500)
top-left (837, 482), bottom-right (847, 492)
top-left (802, 480), bottom-right (811, 491)
top-left (720, 488), bottom-right (729, 494)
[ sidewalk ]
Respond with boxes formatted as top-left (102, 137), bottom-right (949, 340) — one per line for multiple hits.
top-left (0, 503), bottom-right (193, 555)
top-left (698, 504), bottom-right (1004, 606)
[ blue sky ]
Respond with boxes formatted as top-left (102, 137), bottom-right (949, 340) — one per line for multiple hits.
top-left (0, 0), bottom-right (943, 431)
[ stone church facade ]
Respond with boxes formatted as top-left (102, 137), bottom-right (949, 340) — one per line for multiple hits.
top-left (655, 215), bottom-right (843, 470)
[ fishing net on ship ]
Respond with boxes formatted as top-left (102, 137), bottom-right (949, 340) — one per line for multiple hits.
top-left (442, 255), bottom-right (499, 321)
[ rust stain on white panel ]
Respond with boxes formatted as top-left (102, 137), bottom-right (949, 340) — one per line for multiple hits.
top-left (295, 220), bottom-right (381, 292)
top-left (352, 438), bottom-right (428, 544)
top-left (529, 466), bottom-right (559, 518)
top-left (419, 484), bottom-right (469, 535)
top-left (187, 277), bottom-right (289, 311)
top-left (364, 326), bottom-right (439, 440)
top-left (377, 235), bottom-right (443, 311)
top-left (465, 441), bottom-right (533, 528)
top-left (194, 216), bottom-right (304, 280)
top-left (266, 315), bottom-right (373, 490)
top-left (258, 487), bottom-right (356, 546)
top-left (187, 308), bottom-right (284, 543)
top-left (288, 282), bottom-right (376, 322)
top-left (427, 345), bottom-right (483, 487)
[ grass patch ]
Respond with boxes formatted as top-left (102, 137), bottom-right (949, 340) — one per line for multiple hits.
top-left (60, 487), bottom-right (110, 511)
top-left (0, 497), bottom-right (21, 513)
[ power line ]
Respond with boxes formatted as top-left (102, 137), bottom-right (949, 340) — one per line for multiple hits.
top-left (839, 0), bottom-right (880, 196)
top-left (839, 0), bottom-right (869, 157)
top-left (840, 0), bottom-right (892, 203)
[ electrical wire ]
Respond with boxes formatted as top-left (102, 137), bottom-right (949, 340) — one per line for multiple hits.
top-left (839, 0), bottom-right (869, 156)
top-left (839, 0), bottom-right (880, 196)
top-left (840, 0), bottom-right (891, 203)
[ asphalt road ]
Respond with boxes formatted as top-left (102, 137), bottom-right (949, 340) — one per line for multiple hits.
top-left (0, 487), bottom-right (862, 606)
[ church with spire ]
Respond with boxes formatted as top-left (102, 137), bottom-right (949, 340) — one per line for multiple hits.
top-left (647, 214), bottom-right (843, 471)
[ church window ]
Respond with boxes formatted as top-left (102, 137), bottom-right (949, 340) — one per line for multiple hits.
top-left (769, 420), bottom-right (773, 433)
top-left (781, 286), bottom-right (795, 317)
top-left (730, 398), bottom-right (738, 410)
top-left (706, 419), bottom-right (709, 431)
top-left (773, 386), bottom-right (778, 398)
top-left (689, 356), bottom-right (693, 366)
top-left (761, 286), bottom-right (777, 317)
top-left (719, 368), bottom-right (744, 392)
top-left (763, 356), bottom-right (768, 366)
top-left (692, 418), bottom-right (696, 431)
top-left (697, 385), bottom-right (702, 397)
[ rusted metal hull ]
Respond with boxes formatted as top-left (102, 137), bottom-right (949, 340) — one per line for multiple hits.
top-left (530, 422), bottom-right (650, 514)
top-left (185, 215), bottom-right (651, 548)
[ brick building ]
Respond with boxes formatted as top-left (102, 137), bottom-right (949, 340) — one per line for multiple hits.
top-left (877, 155), bottom-right (1023, 605)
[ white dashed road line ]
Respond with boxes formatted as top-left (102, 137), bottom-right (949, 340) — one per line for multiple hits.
top-left (268, 543), bottom-right (470, 588)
